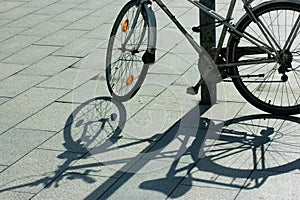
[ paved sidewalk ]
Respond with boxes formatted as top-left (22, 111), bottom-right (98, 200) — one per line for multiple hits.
top-left (0, 0), bottom-right (299, 199)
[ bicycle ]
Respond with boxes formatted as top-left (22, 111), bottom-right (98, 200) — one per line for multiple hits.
top-left (105, 0), bottom-right (300, 115)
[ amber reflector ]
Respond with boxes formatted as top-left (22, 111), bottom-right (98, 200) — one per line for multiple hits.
top-left (122, 19), bottom-right (129, 32)
top-left (126, 75), bottom-right (134, 86)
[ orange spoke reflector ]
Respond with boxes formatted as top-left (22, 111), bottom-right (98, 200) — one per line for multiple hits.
top-left (122, 19), bottom-right (129, 32)
top-left (126, 75), bottom-right (134, 86)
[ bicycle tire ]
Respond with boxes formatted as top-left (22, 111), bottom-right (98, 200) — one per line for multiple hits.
top-left (106, 0), bottom-right (150, 102)
top-left (227, 1), bottom-right (300, 115)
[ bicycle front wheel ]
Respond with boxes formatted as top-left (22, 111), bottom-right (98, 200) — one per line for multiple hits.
top-left (227, 1), bottom-right (300, 115)
top-left (106, 0), bottom-right (149, 102)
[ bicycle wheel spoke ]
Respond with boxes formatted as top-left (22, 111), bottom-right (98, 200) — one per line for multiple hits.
top-left (228, 2), bottom-right (300, 114)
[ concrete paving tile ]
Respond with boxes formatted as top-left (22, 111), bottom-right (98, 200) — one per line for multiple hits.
top-left (0, 87), bottom-right (69, 120)
top-left (6, 14), bottom-right (51, 28)
top-left (83, 23), bottom-right (112, 39)
top-left (0, 128), bottom-right (55, 166)
top-left (35, 29), bottom-right (88, 46)
top-left (16, 102), bottom-right (74, 132)
top-left (122, 107), bottom-right (182, 140)
top-left (0, 149), bottom-right (80, 194)
top-left (0, 74), bottom-right (46, 97)
top-left (0, 7), bottom-right (39, 20)
top-left (74, 0), bottom-right (114, 9)
top-left (169, 184), bottom-right (238, 199)
top-left (143, 73), bottom-right (180, 90)
top-left (0, 122), bottom-right (16, 135)
top-left (171, 66), bottom-right (200, 87)
top-left (0, 1), bottom-right (24, 12)
top-left (71, 48), bottom-right (107, 71)
top-left (19, 56), bottom-right (79, 76)
top-left (34, 2), bottom-right (76, 15)
top-left (65, 16), bottom-right (104, 31)
top-left (23, 0), bottom-right (59, 8)
top-left (38, 130), bottom-right (86, 153)
top-left (99, 160), bottom-right (191, 199)
top-left (65, 137), bottom-right (156, 177)
top-left (0, 52), bottom-right (10, 61)
top-left (201, 101), bottom-right (245, 121)
top-left (0, 97), bottom-right (10, 105)
top-left (0, 62), bottom-right (28, 80)
top-left (146, 89), bottom-right (198, 112)
top-left (0, 19), bottom-right (10, 26)
top-left (0, 165), bottom-right (8, 173)
top-left (31, 173), bottom-right (117, 200)
top-left (236, 102), bottom-right (267, 116)
top-left (37, 68), bottom-right (97, 89)
top-left (90, 5), bottom-right (122, 21)
top-left (53, 38), bottom-right (102, 58)
top-left (154, 52), bottom-right (195, 75)
top-left (21, 21), bottom-right (69, 37)
top-left (50, 9), bottom-right (93, 22)
top-left (236, 171), bottom-right (300, 200)
top-left (217, 81), bottom-right (246, 103)
top-left (0, 26), bottom-right (26, 41)
top-left (58, 80), bottom-right (110, 103)
top-left (122, 95), bottom-right (155, 115)
top-left (0, 191), bottom-right (33, 200)
top-left (59, 0), bottom-right (87, 3)
top-left (179, 161), bottom-right (249, 192)
top-left (0, 35), bottom-right (42, 54)
top-left (3, 45), bottom-right (60, 65)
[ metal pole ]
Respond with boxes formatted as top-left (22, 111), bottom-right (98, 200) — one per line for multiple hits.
top-left (199, 0), bottom-right (217, 105)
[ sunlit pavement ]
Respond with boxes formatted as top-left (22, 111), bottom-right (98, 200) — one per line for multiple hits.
top-left (0, 0), bottom-right (299, 199)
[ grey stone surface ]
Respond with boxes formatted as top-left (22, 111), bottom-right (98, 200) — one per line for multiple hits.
top-left (3, 45), bottom-right (60, 65)
top-left (0, 35), bottom-right (41, 54)
top-left (0, 149), bottom-right (79, 194)
top-left (0, 63), bottom-right (28, 81)
top-left (37, 68), bottom-right (97, 90)
top-left (0, 74), bottom-right (46, 97)
top-left (0, 0), bottom-right (299, 199)
top-left (6, 14), bottom-right (51, 28)
top-left (0, 128), bottom-right (55, 165)
top-left (0, 97), bottom-right (10, 105)
top-left (16, 102), bottom-right (74, 132)
top-left (19, 56), bottom-right (79, 76)
top-left (21, 21), bottom-right (69, 37)
top-left (53, 38), bottom-right (103, 57)
top-left (31, 174), bottom-right (117, 200)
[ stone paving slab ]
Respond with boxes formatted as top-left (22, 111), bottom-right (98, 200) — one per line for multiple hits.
top-left (18, 56), bottom-right (80, 76)
top-left (0, 128), bottom-right (56, 166)
top-left (0, 0), bottom-right (299, 199)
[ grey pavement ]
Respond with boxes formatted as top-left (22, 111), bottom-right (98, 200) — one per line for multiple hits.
top-left (0, 0), bottom-right (299, 199)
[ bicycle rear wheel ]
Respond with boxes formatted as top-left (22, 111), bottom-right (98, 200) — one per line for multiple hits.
top-left (227, 1), bottom-right (300, 115)
top-left (106, 0), bottom-right (149, 102)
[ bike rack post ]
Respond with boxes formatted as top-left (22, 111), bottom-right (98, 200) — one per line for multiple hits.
top-left (199, 0), bottom-right (217, 105)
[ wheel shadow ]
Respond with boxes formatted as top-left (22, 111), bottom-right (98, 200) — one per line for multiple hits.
top-left (1, 97), bottom-right (299, 199)
top-left (139, 114), bottom-right (300, 198)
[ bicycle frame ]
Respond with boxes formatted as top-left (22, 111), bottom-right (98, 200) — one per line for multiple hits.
top-left (138, 0), bottom-right (299, 69)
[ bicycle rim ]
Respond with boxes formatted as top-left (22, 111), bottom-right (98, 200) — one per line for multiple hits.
top-left (228, 2), bottom-right (300, 115)
top-left (106, 0), bottom-right (149, 102)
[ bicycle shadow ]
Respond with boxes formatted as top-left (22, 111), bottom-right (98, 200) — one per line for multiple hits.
top-left (1, 97), bottom-right (299, 199)
top-left (139, 114), bottom-right (300, 198)
top-left (0, 96), bottom-right (127, 194)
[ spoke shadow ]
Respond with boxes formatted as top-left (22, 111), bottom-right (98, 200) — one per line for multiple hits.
top-left (1, 96), bottom-right (299, 199)
top-left (140, 114), bottom-right (300, 198)
top-left (0, 96), bottom-right (126, 194)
